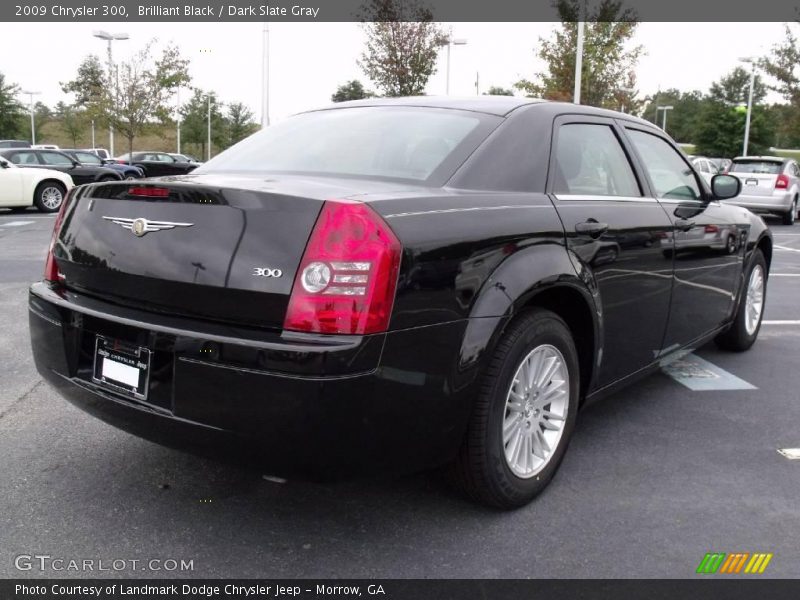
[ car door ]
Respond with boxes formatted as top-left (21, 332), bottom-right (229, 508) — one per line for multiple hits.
top-left (624, 126), bottom-right (742, 350)
top-left (38, 151), bottom-right (92, 184)
top-left (0, 158), bottom-right (24, 206)
top-left (156, 153), bottom-right (184, 176)
top-left (548, 116), bottom-right (675, 387)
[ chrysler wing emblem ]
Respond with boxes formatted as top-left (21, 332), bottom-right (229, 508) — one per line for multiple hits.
top-left (102, 216), bottom-right (194, 237)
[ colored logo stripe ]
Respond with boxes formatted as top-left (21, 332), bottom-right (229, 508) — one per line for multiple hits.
top-left (745, 553), bottom-right (773, 574)
top-left (697, 553), bottom-right (726, 574)
top-left (697, 552), bottom-right (773, 574)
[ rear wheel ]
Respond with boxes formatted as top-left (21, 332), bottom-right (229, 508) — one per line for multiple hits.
top-left (715, 249), bottom-right (767, 351)
top-left (33, 181), bottom-right (66, 213)
top-left (452, 309), bottom-right (579, 509)
top-left (782, 198), bottom-right (797, 225)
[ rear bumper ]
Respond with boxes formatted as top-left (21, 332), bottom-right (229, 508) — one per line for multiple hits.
top-left (29, 282), bottom-right (483, 476)
top-left (723, 191), bottom-right (794, 213)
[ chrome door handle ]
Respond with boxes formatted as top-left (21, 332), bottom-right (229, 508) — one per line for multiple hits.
top-left (575, 220), bottom-right (609, 238)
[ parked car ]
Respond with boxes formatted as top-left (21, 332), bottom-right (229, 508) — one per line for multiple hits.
top-left (61, 149), bottom-right (143, 180)
top-left (0, 148), bottom-right (123, 185)
top-left (82, 148), bottom-right (111, 160)
top-left (0, 155), bottom-right (73, 212)
top-left (168, 152), bottom-right (203, 165)
top-left (690, 156), bottom-right (718, 185)
top-left (32, 144), bottom-right (60, 150)
top-left (114, 151), bottom-right (199, 177)
top-left (29, 97), bottom-right (772, 508)
top-left (0, 140), bottom-right (31, 148)
top-left (724, 156), bottom-right (800, 225)
top-left (710, 157), bottom-right (732, 173)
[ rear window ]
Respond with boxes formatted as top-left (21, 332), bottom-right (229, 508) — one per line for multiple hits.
top-left (196, 106), bottom-right (496, 183)
top-left (730, 161), bottom-right (783, 174)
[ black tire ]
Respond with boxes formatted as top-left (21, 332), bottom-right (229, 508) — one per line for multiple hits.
top-left (33, 181), bottom-right (66, 213)
top-left (725, 235), bottom-right (737, 255)
top-left (715, 249), bottom-right (767, 351)
top-left (452, 309), bottom-right (580, 509)
top-left (782, 199), bottom-right (796, 225)
top-left (98, 175), bottom-right (118, 182)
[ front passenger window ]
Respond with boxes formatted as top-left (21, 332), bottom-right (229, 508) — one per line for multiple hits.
top-left (627, 129), bottom-right (702, 201)
top-left (552, 124), bottom-right (641, 197)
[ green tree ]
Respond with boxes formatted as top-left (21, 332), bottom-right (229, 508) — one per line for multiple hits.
top-left (358, 0), bottom-right (446, 97)
top-left (641, 89), bottom-right (705, 143)
top-left (180, 89), bottom-right (226, 159)
top-left (100, 41), bottom-right (190, 155)
top-left (515, 0), bottom-right (642, 108)
top-left (708, 66), bottom-right (767, 105)
top-left (225, 102), bottom-right (258, 147)
top-left (331, 80), bottom-right (375, 102)
top-left (761, 24), bottom-right (800, 148)
top-left (55, 101), bottom-right (86, 147)
top-left (0, 72), bottom-right (23, 139)
top-left (484, 86), bottom-right (515, 96)
top-left (61, 54), bottom-right (107, 126)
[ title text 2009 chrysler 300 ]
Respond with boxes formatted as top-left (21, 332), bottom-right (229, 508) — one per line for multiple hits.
top-left (29, 98), bottom-right (771, 508)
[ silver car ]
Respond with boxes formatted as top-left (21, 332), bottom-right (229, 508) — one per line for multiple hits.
top-left (724, 156), bottom-right (800, 225)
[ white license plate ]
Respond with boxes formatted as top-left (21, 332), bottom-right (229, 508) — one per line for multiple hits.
top-left (91, 336), bottom-right (151, 399)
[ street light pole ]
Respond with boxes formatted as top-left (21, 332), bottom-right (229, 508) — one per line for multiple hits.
top-left (740, 57), bottom-right (756, 157)
top-left (176, 86), bottom-right (181, 154)
top-left (574, 2), bottom-right (586, 104)
top-left (441, 30), bottom-right (467, 95)
top-left (20, 90), bottom-right (40, 145)
top-left (661, 105), bottom-right (674, 132)
top-left (93, 30), bottom-right (129, 156)
top-left (261, 22), bottom-right (270, 127)
top-left (207, 95), bottom-right (212, 161)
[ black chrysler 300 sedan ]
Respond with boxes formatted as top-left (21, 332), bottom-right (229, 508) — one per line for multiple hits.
top-left (29, 97), bottom-right (771, 508)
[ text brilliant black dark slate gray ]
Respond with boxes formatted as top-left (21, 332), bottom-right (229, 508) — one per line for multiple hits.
top-left (4, 0), bottom-right (800, 22)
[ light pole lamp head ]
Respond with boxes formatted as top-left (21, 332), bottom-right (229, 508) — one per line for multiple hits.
top-left (452, 38), bottom-right (468, 46)
top-left (93, 30), bottom-right (113, 40)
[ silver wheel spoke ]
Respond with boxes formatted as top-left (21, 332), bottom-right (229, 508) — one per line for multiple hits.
top-left (502, 344), bottom-right (570, 479)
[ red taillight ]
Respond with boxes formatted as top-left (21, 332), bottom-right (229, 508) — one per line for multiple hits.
top-left (776, 174), bottom-right (789, 189)
top-left (704, 224), bottom-right (719, 234)
top-left (128, 186), bottom-right (170, 197)
top-left (283, 200), bottom-right (402, 335)
top-left (44, 189), bottom-right (74, 283)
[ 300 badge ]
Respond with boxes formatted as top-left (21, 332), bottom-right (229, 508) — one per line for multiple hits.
top-left (252, 267), bottom-right (283, 278)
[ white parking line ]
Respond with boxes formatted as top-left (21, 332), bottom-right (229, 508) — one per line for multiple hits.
top-left (661, 353), bottom-right (756, 391)
top-left (775, 245), bottom-right (800, 253)
top-left (762, 320), bottom-right (800, 325)
top-left (771, 274), bottom-right (800, 277)
top-left (0, 220), bottom-right (34, 227)
top-left (778, 448), bottom-right (800, 460)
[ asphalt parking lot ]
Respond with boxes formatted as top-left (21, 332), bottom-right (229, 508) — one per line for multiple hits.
top-left (1, 207), bottom-right (799, 579)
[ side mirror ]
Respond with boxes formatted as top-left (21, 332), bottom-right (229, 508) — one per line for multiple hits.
top-left (0, 160), bottom-right (8, 169)
top-left (72, 160), bottom-right (81, 168)
top-left (710, 174), bottom-right (741, 200)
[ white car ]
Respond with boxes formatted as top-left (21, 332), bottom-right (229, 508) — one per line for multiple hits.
top-left (691, 156), bottom-right (718, 185)
top-left (0, 156), bottom-right (74, 213)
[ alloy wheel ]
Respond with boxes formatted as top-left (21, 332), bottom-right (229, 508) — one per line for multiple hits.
top-left (502, 344), bottom-right (570, 478)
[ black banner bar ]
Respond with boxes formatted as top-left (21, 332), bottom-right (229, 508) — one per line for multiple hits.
top-left (3, 580), bottom-right (800, 600)
top-left (1, 0), bottom-right (800, 23)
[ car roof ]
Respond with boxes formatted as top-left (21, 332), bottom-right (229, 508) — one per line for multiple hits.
top-left (311, 96), bottom-right (660, 130)
top-left (732, 156), bottom-right (786, 162)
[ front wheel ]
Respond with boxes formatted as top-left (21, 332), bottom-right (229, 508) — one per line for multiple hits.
top-left (33, 181), bottom-right (66, 213)
top-left (452, 309), bottom-right (579, 509)
top-left (715, 249), bottom-right (767, 351)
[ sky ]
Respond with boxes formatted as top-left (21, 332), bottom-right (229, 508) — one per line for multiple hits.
top-left (0, 21), bottom-right (789, 125)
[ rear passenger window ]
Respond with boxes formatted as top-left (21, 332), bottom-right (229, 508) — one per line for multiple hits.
top-left (553, 124), bottom-right (641, 197)
top-left (627, 129), bottom-right (702, 200)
